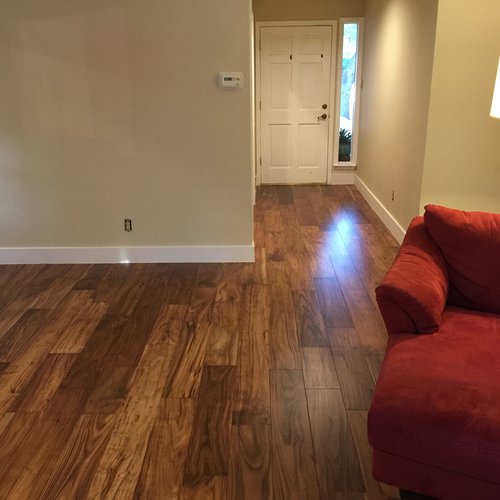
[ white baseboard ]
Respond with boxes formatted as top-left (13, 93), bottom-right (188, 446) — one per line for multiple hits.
top-left (330, 171), bottom-right (356, 185)
top-left (0, 245), bottom-right (255, 265)
top-left (354, 175), bottom-right (406, 244)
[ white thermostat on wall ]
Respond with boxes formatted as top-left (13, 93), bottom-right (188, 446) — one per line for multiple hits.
top-left (219, 72), bottom-right (244, 89)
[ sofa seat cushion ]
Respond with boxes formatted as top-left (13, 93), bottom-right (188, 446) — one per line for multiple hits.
top-left (368, 308), bottom-right (500, 485)
top-left (424, 204), bottom-right (500, 314)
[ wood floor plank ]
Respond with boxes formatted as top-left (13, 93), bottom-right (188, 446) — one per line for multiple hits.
top-left (16, 265), bottom-right (80, 302)
top-left (301, 227), bottom-right (337, 278)
top-left (43, 352), bottom-right (104, 419)
top-left (277, 185), bottom-right (294, 205)
top-left (328, 327), bottom-right (363, 354)
top-left (331, 259), bottom-right (387, 352)
top-left (0, 309), bottom-right (49, 363)
top-left (205, 297), bottom-right (241, 366)
top-left (163, 288), bottom-right (216, 398)
top-left (314, 277), bottom-right (354, 328)
top-left (0, 265), bottom-right (48, 305)
top-left (164, 263), bottom-right (199, 305)
top-left (254, 220), bottom-right (266, 249)
top-left (346, 298), bottom-right (388, 355)
top-left (230, 424), bottom-right (272, 500)
top-left (334, 353), bottom-right (375, 410)
top-left (86, 304), bottom-right (188, 498)
top-left (258, 186), bottom-right (280, 210)
top-left (285, 252), bottom-right (314, 292)
top-left (215, 264), bottom-right (246, 303)
top-left (32, 265), bottom-right (89, 309)
top-left (184, 365), bottom-right (236, 485)
top-left (292, 289), bottom-right (328, 348)
top-left (234, 284), bottom-right (270, 424)
top-left (270, 369), bottom-right (320, 500)
top-left (196, 263), bottom-right (223, 289)
top-left (135, 398), bottom-right (195, 499)
top-left (35, 414), bottom-right (116, 500)
top-left (365, 354), bottom-right (385, 385)
top-left (0, 265), bottom-right (24, 292)
top-left (280, 206), bottom-right (307, 254)
top-left (181, 476), bottom-right (228, 500)
top-left (268, 263), bottom-right (301, 370)
top-left (307, 388), bottom-right (365, 497)
top-left (266, 231), bottom-right (286, 262)
top-left (93, 263), bottom-right (152, 318)
top-left (0, 296), bottom-right (44, 342)
top-left (295, 200), bottom-right (318, 227)
top-left (264, 209), bottom-right (284, 232)
top-left (0, 291), bottom-right (99, 416)
top-left (0, 412), bottom-right (14, 437)
top-left (10, 353), bottom-right (77, 413)
top-left (49, 298), bottom-right (107, 354)
top-left (84, 284), bottom-right (174, 413)
top-left (72, 264), bottom-right (110, 290)
top-left (0, 413), bottom-right (49, 496)
top-left (348, 410), bottom-right (399, 500)
top-left (301, 347), bottom-right (340, 389)
top-left (68, 316), bottom-right (129, 415)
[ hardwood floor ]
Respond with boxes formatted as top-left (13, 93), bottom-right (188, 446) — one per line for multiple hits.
top-left (0, 185), bottom-right (401, 499)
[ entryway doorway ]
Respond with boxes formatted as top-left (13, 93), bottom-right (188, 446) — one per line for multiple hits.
top-left (256, 22), bottom-right (337, 185)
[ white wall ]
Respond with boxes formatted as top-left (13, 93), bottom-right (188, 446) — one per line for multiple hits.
top-left (0, 0), bottom-right (253, 254)
top-left (357, 0), bottom-right (438, 230)
top-left (252, 0), bottom-right (365, 21)
top-left (420, 0), bottom-right (500, 213)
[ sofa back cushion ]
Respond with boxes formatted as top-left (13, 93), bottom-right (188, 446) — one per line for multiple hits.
top-left (424, 204), bottom-right (500, 314)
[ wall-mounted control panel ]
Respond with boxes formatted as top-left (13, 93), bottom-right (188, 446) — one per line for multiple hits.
top-left (219, 72), bottom-right (244, 89)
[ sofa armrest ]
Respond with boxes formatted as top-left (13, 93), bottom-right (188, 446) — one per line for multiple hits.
top-left (376, 217), bottom-right (449, 334)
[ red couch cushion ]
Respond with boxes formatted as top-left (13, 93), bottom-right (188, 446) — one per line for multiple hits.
top-left (376, 217), bottom-right (448, 334)
top-left (368, 308), bottom-right (500, 486)
top-left (424, 204), bottom-right (500, 314)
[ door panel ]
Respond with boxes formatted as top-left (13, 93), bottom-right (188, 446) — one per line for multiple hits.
top-left (298, 124), bottom-right (320, 167)
top-left (299, 63), bottom-right (323, 110)
top-left (270, 64), bottom-right (292, 109)
top-left (298, 35), bottom-right (324, 55)
top-left (270, 125), bottom-right (292, 167)
top-left (260, 26), bottom-right (333, 184)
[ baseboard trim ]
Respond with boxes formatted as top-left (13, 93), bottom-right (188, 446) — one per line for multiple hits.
top-left (0, 245), bottom-right (256, 265)
top-left (354, 175), bottom-right (406, 244)
top-left (330, 171), bottom-right (355, 185)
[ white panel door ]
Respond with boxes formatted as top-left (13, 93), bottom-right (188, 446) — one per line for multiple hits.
top-left (260, 26), bottom-right (332, 184)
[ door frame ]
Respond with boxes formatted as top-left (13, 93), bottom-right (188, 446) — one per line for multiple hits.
top-left (255, 20), bottom-right (338, 186)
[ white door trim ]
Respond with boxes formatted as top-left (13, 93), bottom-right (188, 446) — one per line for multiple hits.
top-left (255, 20), bottom-right (338, 186)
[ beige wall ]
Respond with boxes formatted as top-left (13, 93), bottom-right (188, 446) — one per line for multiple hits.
top-left (253, 0), bottom-right (365, 22)
top-left (357, 0), bottom-right (438, 229)
top-left (0, 0), bottom-right (253, 248)
top-left (420, 0), bottom-right (500, 213)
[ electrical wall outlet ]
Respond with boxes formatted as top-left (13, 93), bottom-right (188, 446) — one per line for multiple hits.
top-left (124, 219), bottom-right (133, 232)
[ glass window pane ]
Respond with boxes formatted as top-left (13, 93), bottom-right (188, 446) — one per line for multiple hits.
top-left (339, 23), bottom-right (358, 163)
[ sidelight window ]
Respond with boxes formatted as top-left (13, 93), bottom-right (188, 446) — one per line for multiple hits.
top-left (335, 19), bottom-right (363, 166)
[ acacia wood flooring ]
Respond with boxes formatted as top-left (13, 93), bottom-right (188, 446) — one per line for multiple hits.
top-left (0, 185), bottom-right (401, 499)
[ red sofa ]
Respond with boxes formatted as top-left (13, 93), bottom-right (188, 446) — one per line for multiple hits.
top-left (368, 205), bottom-right (500, 499)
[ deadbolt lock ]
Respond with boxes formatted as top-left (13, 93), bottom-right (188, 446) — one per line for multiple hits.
top-left (322, 104), bottom-right (328, 109)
